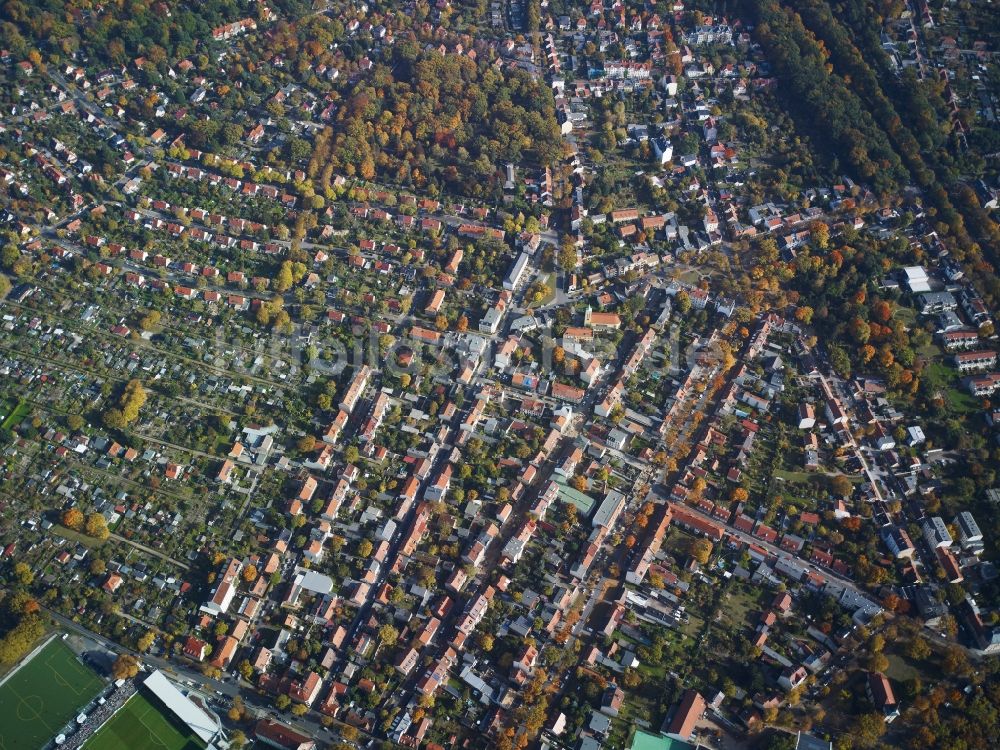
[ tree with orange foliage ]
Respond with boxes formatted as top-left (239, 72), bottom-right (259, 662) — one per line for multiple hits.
top-left (878, 347), bottom-right (895, 368)
top-left (841, 516), bottom-right (862, 532)
top-left (62, 508), bottom-right (84, 530)
top-left (873, 300), bottom-right (893, 323)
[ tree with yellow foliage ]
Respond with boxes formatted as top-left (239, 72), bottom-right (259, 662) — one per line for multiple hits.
top-left (689, 538), bottom-right (713, 565)
top-left (85, 513), bottom-right (110, 540)
top-left (112, 654), bottom-right (140, 680)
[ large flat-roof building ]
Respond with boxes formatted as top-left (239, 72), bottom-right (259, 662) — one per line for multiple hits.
top-left (282, 568), bottom-right (334, 609)
top-left (903, 266), bottom-right (931, 293)
top-left (503, 252), bottom-right (531, 291)
top-left (592, 490), bottom-right (627, 529)
top-left (142, 670), bottom-right (224, 746)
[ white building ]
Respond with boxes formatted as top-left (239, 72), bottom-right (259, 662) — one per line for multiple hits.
top-left (606, 429), bottom-right (629, 451)
top-left (653, 137), bottom-right (673, 165)
top-left (200, 558), bottom-right (242, 616)
top-left (504, 252), bottom-right (531, 291)
top-left (479, 305), bottom-right (503, 335)
top-left (142, 671), bottom-right (225, 746)
top-left (922, 516), bottom-right (952, 549)
top-left (903, 266), bottom-right (931, 293)
top-left (955, 511), bottom-right (983, 553)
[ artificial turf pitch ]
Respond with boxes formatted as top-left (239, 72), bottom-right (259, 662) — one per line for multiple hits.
top-left (0, 638), bottom-right (105, 749)
top-left (84, 692), bottom-right (205, 750)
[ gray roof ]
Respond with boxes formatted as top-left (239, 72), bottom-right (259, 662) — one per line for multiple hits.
top-left (296, 568), bottom-right (334, 594)
top-left (956, 511), bottom-right (982, 542)
top-left (797, 732), bottom-right (832, 750)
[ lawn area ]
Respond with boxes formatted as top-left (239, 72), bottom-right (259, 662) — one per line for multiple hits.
top-left (85, 692), bottom-right (205, 750)
top-left (0, 398), bottom-right (28, 434)
top-left (679, 612), bottom-right (704, 638)
top-left (0, 637), bottom-right (106, 750)
top-left (895, 308), bottom-right (942, 360)
top-left (536, 272), bottom-right (557, 305)
top-left (609, 683), bottom-right (668, 748)
top-left (677, 267), bottom-right (702, 285)
top-left (51, 523), bottom-right (108, 549)
top-left (895, 306), bottom-right (918, 330)
top-left (885, 652), bottom-right (921, 683)
top-left (718, 586), bottom-right (760, 629)
top-left (659, 527), bottom-right (695, 559)
top-left (772, 468), bottom-right (815, 484)
top-left (921, 360), bottom-right (980, 415)
top-left (774, 468), bottom-right (861, 486)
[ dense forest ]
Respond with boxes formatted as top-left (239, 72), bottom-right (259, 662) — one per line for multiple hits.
top-left (0, 0), bottom-right (295, 65)
top-left (807, 0), bottom-right (1000, 298)
top-left (748, 0), bottom-right (908, 196)
top-left (748, 0), bottom-right (1000, 303)
top-left (0, 575), bottom-right (44, 664)
top-left (306, 41), bottom-right (564, 200)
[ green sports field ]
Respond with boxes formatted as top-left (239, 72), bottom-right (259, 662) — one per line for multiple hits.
top-left (84, 692), bottom-right (205, 750)
top-left (0, 638), bottom-right (106, 749)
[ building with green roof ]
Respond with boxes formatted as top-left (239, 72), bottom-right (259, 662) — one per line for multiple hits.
top-left (629, 729), bottom-right (696, 750)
